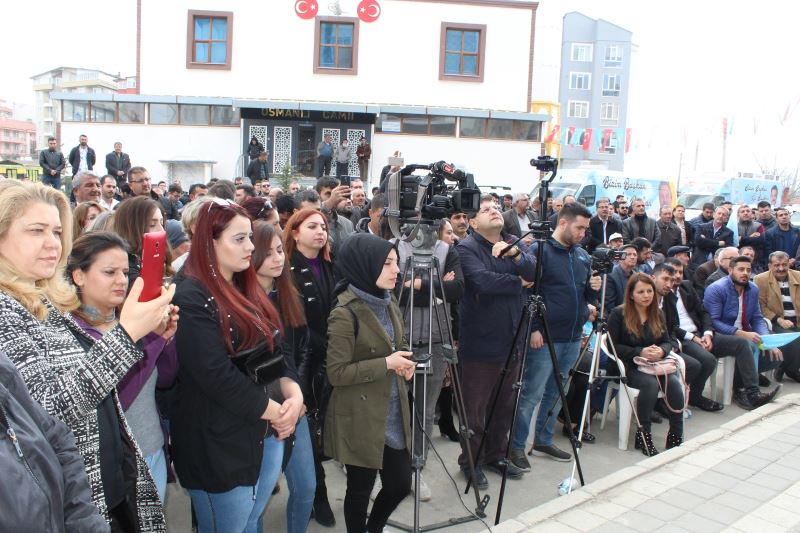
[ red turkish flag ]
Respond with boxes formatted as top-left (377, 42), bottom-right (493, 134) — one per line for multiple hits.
top-left (582, 128), bottom-right (593, 151)
top-left (358, 0), bottom-right (381, 22)
top-left (294, 0), bottom-right (318, 20)
top-left (545, 124), bottom-right (560, 143)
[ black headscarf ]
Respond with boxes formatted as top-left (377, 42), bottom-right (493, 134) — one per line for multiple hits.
top-left (334, 233), bottom-right (396, 298)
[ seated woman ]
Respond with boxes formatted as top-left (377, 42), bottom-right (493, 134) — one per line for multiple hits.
top-left (607, 272), bottom-right (684, 456)
top-left (325, 233), bottom-right (417, 533)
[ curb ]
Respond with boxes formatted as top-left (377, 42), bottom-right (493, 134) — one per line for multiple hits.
top-left (488, 392), bottom-right (800, 532)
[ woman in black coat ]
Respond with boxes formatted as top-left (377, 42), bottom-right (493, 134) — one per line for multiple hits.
top-left (607, 272), bottom-right (684, 456)
top-left (284, 208), bottom-right (337, 527)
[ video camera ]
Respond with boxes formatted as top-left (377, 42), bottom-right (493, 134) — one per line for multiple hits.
top-left (390, 161), bottom-right (481, 221)
top-left (591, 248), bottom-right (626, 275)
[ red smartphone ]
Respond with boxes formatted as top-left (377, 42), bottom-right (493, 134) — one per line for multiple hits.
top-left (139, 231), bottom-right (167, 302)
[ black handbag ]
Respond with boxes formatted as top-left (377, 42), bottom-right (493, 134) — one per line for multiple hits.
top-left (231, 332), bottom-right (285, 386)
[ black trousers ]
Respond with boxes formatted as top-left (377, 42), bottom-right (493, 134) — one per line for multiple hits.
top-left (345, 446), bottom-right (411, 533)
top-left (678, 341), bottom-right (717, 403)
top-left (627, 366), bottom-right (684, 435)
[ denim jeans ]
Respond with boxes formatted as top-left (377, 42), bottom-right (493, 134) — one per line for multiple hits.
top-left (284, 416), bottom-right (316, 533)
top-left (188, 436), bottom-right (284, 533)
top-left (144, 447), bottom-right (167, 504)
top-left (41, 174), bottom-right (61, 190)
top-left (512, 340), bottom-right (581, 450)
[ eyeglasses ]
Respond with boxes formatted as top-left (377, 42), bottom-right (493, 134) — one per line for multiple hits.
top-left (206, 197), bottom-right (236, 214)
top-left (130, 177), bottom-right (151, 184)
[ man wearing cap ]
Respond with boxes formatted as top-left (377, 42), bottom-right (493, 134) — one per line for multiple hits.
top-left (608, 233), bottom-right (624, 250)
top-left (604, 243), bottom-right (638, 310)
top-left (584, 197), bottom-right (622, 254)
top-left (668, 245), bottom-right (694, 281)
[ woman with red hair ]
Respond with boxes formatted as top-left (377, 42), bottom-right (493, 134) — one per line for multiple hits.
top-left (284, 207), bottom-right (337, 527)
top-left (171, 199), bottom-right (304, 532)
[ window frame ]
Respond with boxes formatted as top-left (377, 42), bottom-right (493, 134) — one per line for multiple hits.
top-left (314, 16), bottom-right (359, 75)
top-left (458, 118), bottom-right (541, 141)
top-left (439, 22), bottom-right (486, 83)
top-left (600, 102), bottom-right (619, 126)
top-left (567, 100), bottom-right (590, 119)
top-left (569, 72), bottom-right (591, 90)
top-left (602, 74), bottom-right (622, 97)
top-left (570, 43), bottom-right (593, 62)
top-left (604, 45), bottom-right (623, 68)
top-left (376, 114), bottom-right (457, 137)
top-left (186, 10), bottom-right (234, 70)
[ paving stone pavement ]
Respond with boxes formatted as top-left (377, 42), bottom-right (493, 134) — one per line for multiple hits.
top-left (493, 394), bottom-right (800, 533)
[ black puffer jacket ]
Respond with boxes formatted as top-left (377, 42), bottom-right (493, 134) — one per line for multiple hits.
top-left (0, 352), bottom-right (108, 533)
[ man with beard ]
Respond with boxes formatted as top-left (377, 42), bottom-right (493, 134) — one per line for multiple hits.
top-left (704, 256), bottom-right (783, 409)
top-left (737, 204), bottom-right (766, 270)
top-left (621, 198), bottom-right (660, 245)
top-left (511, 202), bottom-right (600, 467)
top-left (450, 210), bottom-right (470, 243)
top-left (67, 134), bottom-right (96, 177)
top-left (652, 263), bottom-right (722, 412)
top-left (757, 200), bottom-right (777, 231)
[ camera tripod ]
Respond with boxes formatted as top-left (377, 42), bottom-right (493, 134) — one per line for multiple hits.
top-left (386, 222), bottom-right (488, 533)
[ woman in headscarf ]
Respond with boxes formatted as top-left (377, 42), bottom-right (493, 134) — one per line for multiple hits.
top-left (324, 233), bottom-right (417, 533)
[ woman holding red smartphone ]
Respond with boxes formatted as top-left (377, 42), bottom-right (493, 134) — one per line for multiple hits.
top-left (0, 181), bottom-right (176, 530)
top-left (171, 198), bottom-right (304, 532)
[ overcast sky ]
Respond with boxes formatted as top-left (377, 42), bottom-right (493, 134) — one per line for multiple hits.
top-left (2, 0), bottom-right (798, 173)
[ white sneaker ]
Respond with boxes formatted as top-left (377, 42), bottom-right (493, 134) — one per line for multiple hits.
top-left (412, 473), bottom-right (432, 502)
top-left (370, 477), bottom-right (382, 501)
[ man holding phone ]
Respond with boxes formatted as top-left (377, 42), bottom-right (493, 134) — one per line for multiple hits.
top-left (317, 177), bottom-right (355, 255)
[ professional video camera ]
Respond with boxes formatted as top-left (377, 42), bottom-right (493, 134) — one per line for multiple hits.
top-left (388, 161), bottom-right (481, 221)
top-left (591, 248), bottom-right (626, 274)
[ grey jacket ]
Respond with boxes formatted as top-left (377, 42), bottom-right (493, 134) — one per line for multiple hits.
top-left (0, 352), bottom-right (108, 533)
top-left (334, 145), bottom-right (351, 164)
top-left (621, 215), bottom-right (661, 245)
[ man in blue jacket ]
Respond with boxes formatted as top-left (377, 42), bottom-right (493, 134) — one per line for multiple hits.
top-left (703, 255), bottom-right (782, 409)
top-left (456, 195), bottom-right (536, 488)
top-left (511, 202), bottom-right (601, 468)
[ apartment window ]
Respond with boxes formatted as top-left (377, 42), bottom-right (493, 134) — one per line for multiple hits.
top-left (186, 10), bottom-right (233, 70)
top-left (602, 74), bottom-right (621, 97)
top-left (376, 114), bottom-right (457, 136)
top-left (90, 101), bottom-right (116, 123)
top-left (567, 101), bottom-right (589, 119)
top-left (149, 103), bottom-right (179, 125)
top-left (62, 101), bottom-right (89, 122)
top-left (487, 119), bottom-right (514, 139)
top-left (314, 17), bottom-right (359, 75)
top-left (211, 106), bottom-right (239, 126)
top-left (118, 103), bottom-right (145, 123)
top-left (514, 121), bottom-right (540, 141)
top-left (440, 23), bottom-right (486, 82)
top-left (600, 103), bottom-right (619, 126)
top-left (571, 43), bottom-right (593, 62)
top-left (569, 72), bottom-right (591, 90)
top-left (605, 45), bottom-right (623, 68)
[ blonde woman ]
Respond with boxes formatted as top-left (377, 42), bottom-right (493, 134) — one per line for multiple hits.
top-left (0, 180), bottom-right (176, 530)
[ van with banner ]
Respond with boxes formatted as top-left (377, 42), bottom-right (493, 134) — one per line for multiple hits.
top-left (677, 175), bottom-right (782, 219)
top-left (529, 169), bottom-right (675, 216)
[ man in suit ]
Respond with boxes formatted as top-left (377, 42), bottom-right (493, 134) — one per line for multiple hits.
top-left (621, 198), bottom-right (660, 244)
top-left (692, 206), bottom-right (733, 267)
top-left (502, 192), bottom-right (537, 245)
top-left (105, 142), bottom-right (132, 189)
top-left (604, 243), bottom-right (637, 310)
top-left (583, 197), bottom-right (622, 253)
top-left (754, 251), bottom-right (800, 382)
top-left (652, 262), bottom-right (722, 411)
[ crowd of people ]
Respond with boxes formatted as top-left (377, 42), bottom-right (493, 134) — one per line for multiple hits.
top-left (1, 138), bottom-right (798, 532)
